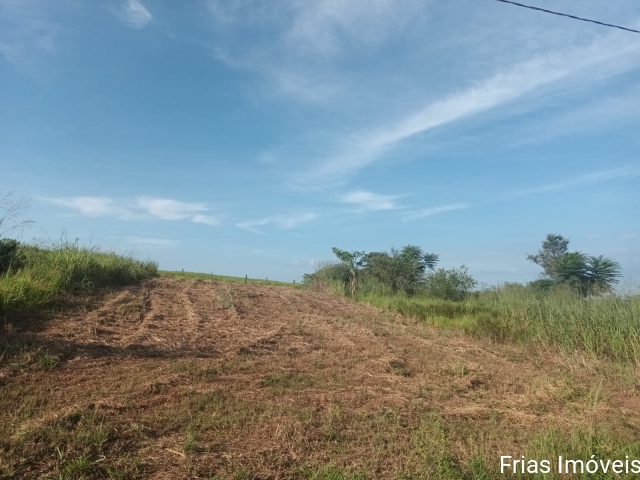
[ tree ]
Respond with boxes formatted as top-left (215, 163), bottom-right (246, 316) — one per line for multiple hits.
top-left (332, 248), bottom-right (366, 296)
top-left (394, 245), bottom-right (438, 293)
top-left (362, 245), bottom-right (439, 294)
top-left (585, 255), bottom-right (621, 294)
top-left (361, 250), bottom-right (395, 288)
top-left (552, 252), bottom-right (589, 294)
top-left (526, 234), bottom-right (569, 277)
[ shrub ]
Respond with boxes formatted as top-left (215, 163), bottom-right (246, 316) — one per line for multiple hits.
top-left (424, 265), bottom-right (477, 301)
top-left (0, 239), bottom-right (24, 274)
top-left (303, 262), bottom-right (350, 295)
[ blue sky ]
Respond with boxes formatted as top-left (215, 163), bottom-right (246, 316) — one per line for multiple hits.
top-left (1, 0), bottom-right (639, 286)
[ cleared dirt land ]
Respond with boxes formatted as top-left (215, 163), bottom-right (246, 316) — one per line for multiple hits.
top-left (2, 278), bottom-right (640, 479)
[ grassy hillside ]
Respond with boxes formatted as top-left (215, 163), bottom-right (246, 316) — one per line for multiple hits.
top-left (0, 239), bottom-right (158, 315)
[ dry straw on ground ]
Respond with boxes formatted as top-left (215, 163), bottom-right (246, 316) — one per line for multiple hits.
top-left (1, 278), bottom-right (639, 478)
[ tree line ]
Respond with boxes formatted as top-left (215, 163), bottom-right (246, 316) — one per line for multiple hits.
top-left (304, 234), bottom-right (622, 301)
top-left (304, 245), bottom-right (477, 301)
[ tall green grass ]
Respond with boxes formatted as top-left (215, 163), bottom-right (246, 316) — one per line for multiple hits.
top-left (0, 239), bottom-right (157, 315)
top-left (472, 286), bottom-right (640, 362)
top-left (349, 280), bottom-right (640, 363)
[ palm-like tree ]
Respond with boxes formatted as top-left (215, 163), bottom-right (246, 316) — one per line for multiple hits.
top-left (332, 248), bottom-right (366, 296)
top-left (552, 252), bottom-right (589, 294)
top-left (586, 255), bottom-right (621, 294)
top-left (552, 252), bottom-right (621, 295)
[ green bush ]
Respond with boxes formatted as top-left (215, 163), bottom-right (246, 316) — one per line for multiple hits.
top-left (303, 262), bottom-right (350, 295)
top-left (424, 265), bottom-right (477, 301)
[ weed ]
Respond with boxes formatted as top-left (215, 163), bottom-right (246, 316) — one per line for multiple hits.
top-left (409, 414), bottom-right (463, 479)
top-left (303, 466), bottom-right (368, 480)
top-left (260, 371), bottom-right (315, 393)
top-left (40, 352), bottom-right (59, 370)
top-left (61, 453), bottom-right (95, 477)
top-left (183, 426), bottom-right (199, 454)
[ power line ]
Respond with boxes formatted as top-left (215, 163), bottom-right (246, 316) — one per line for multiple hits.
top-left (495, 0), bottom-right (640, 34)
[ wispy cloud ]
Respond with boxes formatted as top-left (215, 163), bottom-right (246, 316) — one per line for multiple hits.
top-left (125, 236), bottom-right (178, 247)
top-left (211, 47), bottom-right (339, 103)
top-left (340, 190), bottom-right (398, 211)
top-left (137, 197), bottom-right (205, 220)
top-left (236, 218), bottom-right (270, 234)
top-left (207, 0), bottom-right (426, 102)
top-left (236, 212), bottom-right (317, 234)
top-left (44, 196), bottom-right (135, 219)
top-left (516, 165), bottom-right (640, 195)
top-left (618, 233), bottom-right (639, 242)
top-left (192, 214), bottom-right (224, 227)
top-left (510, 86), bottom-right (640, 148)
top-left (284, 0), bottom-right (425, 58)
top-left (136, 197), bottom-right (224, 225)
top-left (290, 33), bottom-right (640, 187)
top-left (0, 1), bottom-right (59, 72)
top-left (403, 203), bottom-right (469, 221)
top-left (275, 212), bottom-right (317, 229)
top-left (43, 196), bottom-right (222, 226)
top-left (116, 0), bottom-right (153, 29)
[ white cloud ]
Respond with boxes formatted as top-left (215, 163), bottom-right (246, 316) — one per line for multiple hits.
top-left (137, 197), bottom-right (208, 220)
top-left (43, 196), bottom-right (222, 226)
top-left (403, 203), bottom-right (469, 221)
top-left (125, 236), bottom-right (178, 247)
top-left (43, 196), bottom-right (134, 219)
top-left (274, 212), bottom-right (317, 229)
top-left (236, 218), bottom-right (270, 234)
top-left (236, 212), bottom-right (317, 234)
top-left (118, 0), bottom-right (153, 29)
top-left (192, 214), bottom-right (224, 227)
top-left (340, 190), bottom-right (398, 211)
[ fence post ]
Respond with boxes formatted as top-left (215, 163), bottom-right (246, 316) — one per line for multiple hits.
top-left (245, 275), bottom-right (247, 284)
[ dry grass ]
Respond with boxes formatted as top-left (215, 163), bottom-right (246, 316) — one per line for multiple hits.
top-left (2, 278), bottom-right (640, 478)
